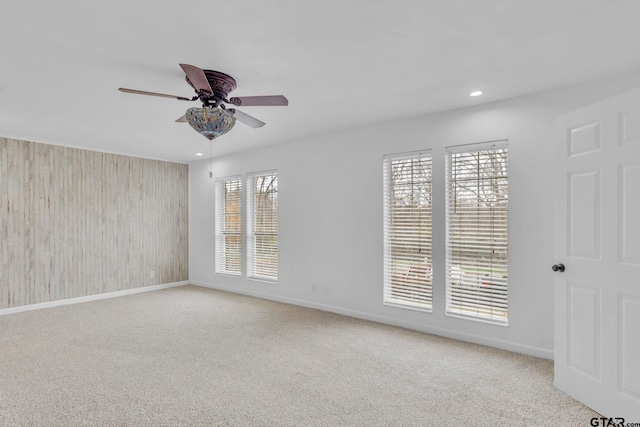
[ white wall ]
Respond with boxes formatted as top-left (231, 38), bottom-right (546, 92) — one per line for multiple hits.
top-left (189, 75), bottom-right (640, 359)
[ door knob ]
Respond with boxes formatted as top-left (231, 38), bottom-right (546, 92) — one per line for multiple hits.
top-left (552, 263), bottom-right (565, 272)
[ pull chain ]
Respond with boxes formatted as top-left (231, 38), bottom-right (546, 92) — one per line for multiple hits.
top-left (208, 139), bottom-right (213, 178)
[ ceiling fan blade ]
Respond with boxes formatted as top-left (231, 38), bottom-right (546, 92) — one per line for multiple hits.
top-left (229, 109), bottom-right (266, 128)
top-left (175, 115), bottom-right (187, 123)
top-left (228, 95), bottom-right (288, 107)
top-left (180, 63), bottom-right (213, 94)
top-left (118, 87), bottom-right (192, 101)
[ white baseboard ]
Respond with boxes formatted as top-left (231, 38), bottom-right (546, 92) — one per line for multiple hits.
top-left (0, 281), bottom-right (189, 316)
top-left (191, 280), bottom-right (554, 360)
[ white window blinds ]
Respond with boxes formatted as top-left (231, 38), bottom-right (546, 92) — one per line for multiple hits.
top-left (446, 141), bottom-right (508, 324)
top-left (247, 171), bottom-right (278, 281)
top-left (383, 151), bottom-right (433, 311)
top-left (215, 177), bottom-right (242, 275)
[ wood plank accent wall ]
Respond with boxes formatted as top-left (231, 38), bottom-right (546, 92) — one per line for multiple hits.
top-left (0, 138), bottom-right (188, 309)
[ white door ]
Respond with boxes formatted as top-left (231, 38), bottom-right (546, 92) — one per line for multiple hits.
top-left (555, 86), bottom-right (640, 420)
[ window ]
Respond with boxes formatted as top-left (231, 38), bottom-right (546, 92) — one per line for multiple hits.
top-left (383, 151), bottom-right (433, 311)
top-left (215, 176), bottom-right (242, 275)
top-left (446, 141), bottom-right (508, 324)
top-left (247, 171), bottom-right (278, 281)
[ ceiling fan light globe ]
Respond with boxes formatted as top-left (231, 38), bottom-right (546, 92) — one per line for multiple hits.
top-left (185, 106), bottom-right (236, 140)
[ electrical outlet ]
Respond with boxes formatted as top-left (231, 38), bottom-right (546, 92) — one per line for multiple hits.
top-left (150, 271), bottom-right (155, 279)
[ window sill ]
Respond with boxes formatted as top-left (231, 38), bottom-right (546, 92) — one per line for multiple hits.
top-left (215, 272), bottom-right (242, 279)
top-left (445, 311), bottom-right (509, 327)
top-left (248, 276), bottom-right (278, 285)
top-left (384, 300), bottom-right (433, 313)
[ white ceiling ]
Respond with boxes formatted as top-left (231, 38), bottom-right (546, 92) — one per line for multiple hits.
top-left (1, 1), bottom-right (640, 163)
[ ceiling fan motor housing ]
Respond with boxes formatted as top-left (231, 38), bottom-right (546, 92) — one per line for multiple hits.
top-left (185, 70), bottom-right (237, 101)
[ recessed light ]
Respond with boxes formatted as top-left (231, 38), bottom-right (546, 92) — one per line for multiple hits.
top-left (470, 91), bottom-right (483, 97)
top-left (196, 153), bottom-right (203, 156)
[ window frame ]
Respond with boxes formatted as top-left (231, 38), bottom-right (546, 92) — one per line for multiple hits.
top-left (445, 140), bottom-right (509, 326)
top-left (246, 170), bottom-right (279, 282)
top-left (383, 150), bottom-right (434, 312)
top-left (214, 175), bottom-right (243, 277)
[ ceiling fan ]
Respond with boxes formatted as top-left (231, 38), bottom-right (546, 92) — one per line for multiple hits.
top-left (118, 64), bottom-right (288, 140)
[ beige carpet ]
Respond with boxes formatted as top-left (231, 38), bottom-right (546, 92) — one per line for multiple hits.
top-left (0, 285), bottom-right (598, 426)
